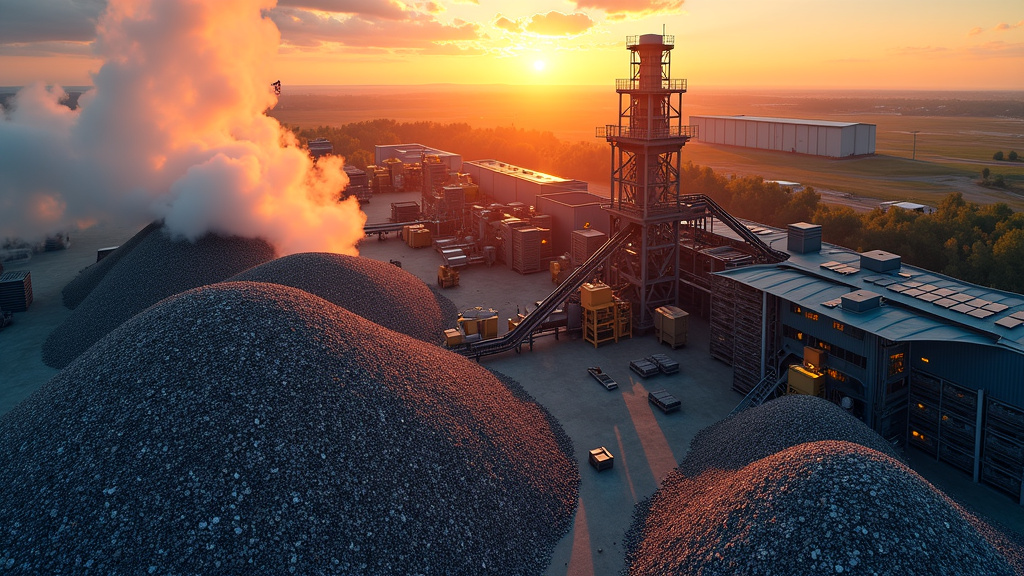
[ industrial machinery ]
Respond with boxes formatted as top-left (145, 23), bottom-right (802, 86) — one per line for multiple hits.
top-left (587, 367), bottom-right (619, 390)
top-left (437, 265), bottom-right (459, 289)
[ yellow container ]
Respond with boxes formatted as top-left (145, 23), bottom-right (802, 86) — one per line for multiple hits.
top-left (460, 318), bottom-right (479, 335)
top-left (444, 328), bottom-right (463, 347)
top-left (479, 316), bottom-right (499, 339)
top-left (788, 364), bottom-right (824, 396)
top-left (581, 282), bottom-right (613, 309)
top-left (409, 228), bottom-right (432, 248)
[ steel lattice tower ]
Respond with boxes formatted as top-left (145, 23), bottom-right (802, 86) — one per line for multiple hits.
top-left (598, 34), bottom-right (696, 330)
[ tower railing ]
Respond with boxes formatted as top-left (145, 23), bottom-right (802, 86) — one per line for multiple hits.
top-left (615, 78), bottom-right (686, 92)
top-left (626, 35), bottom-right (674, 47)
top-left (597, 125), bottom-right (698, 140)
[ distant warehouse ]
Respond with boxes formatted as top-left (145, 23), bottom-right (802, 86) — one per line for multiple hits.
top-left (689, 115), bottom-right (876, 158)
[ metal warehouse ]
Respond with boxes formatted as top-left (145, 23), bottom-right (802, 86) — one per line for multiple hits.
top-left (689, 115), bottom-right (876, 157)
top-left (463, 159), bottom-right (588, 208)
top-left (707, 222), bottom-right (1024, 503)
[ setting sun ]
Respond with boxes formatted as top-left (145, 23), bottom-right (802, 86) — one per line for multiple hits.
top-left (533, 60), bottom-right (546, 72)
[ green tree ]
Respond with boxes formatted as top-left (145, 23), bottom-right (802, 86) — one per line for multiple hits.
top-left (982, 167), bottom-right (990, 180)
top-left (1010, 150), bottom-right (1019, 162)
top-left (994, 150), bottom-right (1005, 161)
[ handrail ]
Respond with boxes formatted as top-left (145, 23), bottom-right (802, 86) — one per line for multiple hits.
top-left (615, 78), bottom-right (686, 92)
top-left (730, 369), bottom-right (784, 415)
top-left (456, 223), bottom-right (639, 359)
top-left (598, 124), bottom-right (697, 140)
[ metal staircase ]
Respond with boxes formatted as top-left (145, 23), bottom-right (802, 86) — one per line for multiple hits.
top-left (455, 223), bottom-right (639, 359)
top-left (730, 368), bottom-right (787, 415)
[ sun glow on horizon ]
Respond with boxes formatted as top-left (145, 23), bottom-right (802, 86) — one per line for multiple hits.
top-left (533, 60), bottom-right (546, 72)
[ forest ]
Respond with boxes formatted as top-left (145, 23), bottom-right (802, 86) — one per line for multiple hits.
top-left (291, 120), bottom-right (1024, 294)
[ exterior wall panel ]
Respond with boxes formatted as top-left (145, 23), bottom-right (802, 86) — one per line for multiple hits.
top-left (689, 115), bottom-right (876, 158)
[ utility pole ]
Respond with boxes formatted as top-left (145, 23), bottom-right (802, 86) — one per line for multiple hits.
top-left (911, 130), bottom-right (920, 160)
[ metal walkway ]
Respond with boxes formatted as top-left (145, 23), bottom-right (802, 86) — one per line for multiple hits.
top-left (455, 223), bottom-right (640, 359)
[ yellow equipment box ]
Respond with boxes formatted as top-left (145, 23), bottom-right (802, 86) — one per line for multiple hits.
top-left (788, 364), bottom-right (824, 396)
top-left (581, 282), bottom-right (613, 309)
top-left (444, 329), bottom-right (463, 347)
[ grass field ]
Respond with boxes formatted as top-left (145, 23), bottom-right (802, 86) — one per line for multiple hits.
top-left (271, 86), bottom-right (1024, 211)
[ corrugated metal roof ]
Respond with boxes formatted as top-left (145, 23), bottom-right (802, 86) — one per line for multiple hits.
top-left (717, 263), bottom-right (1019, 352)
top-left (690, 115), bottom-right (867, 129)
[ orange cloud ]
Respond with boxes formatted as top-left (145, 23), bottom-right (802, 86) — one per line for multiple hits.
top-left (494, 15), bottom-right (522, 33)
top-left (525, 11), bottom-right (595, 36)
top-left (995, 20), bottom-right (1024, 32)
top-left (269, 7), bottom-right (481, 49)
top-left (574, 0), bottom-right (683, 19)
top-left (968, 26), bottom-right (984, 36)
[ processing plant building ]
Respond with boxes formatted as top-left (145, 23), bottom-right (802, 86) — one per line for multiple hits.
top-left (689, 115), bottom-right (876, 157)
top-left (703, 221), bottom-right (1024, 504)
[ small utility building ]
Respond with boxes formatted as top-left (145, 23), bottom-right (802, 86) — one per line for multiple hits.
top-left (689, 115), bottom-right (875, 158)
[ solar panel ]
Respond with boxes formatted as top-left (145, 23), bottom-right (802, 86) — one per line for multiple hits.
top-left (996, 317), bottom-right (1024, 329)
top-left (984, 302), bottom-right (1009, 313)
top-left (916, 292), bottom-right (941, 303)
top-left (873, 278), bottom-right (899, 287)
top-left (967, 298), bottom-right (991, 308)
top-left (917, 284), bottom-right (938, 292)
top-left (950, 293), bottom-right (975, 303)
top-left (835, 266), bottom-right (859, 275)
top-left (821, 300), bottom-right (840, 308)
top-left (932, 288), bottom-right (956, 298)
top-left (903, 281), bottom-right (923, 288)
top-left (820, 261), bottom-right (842, 269)
top-left (863, 275), bottom-right (885, 283)
top-left (887, 284), bottom-right (909, 293)
top-left (951, 303), bottom-right (976, 314)
top-left (1010, 311), bottom-right (1024, 321)
top-left (933, 298), bottom-right (959, 308)
top-left (903, 288), bottom-right (925, 297)
top-left (968, 308), bottom-right (995, 319)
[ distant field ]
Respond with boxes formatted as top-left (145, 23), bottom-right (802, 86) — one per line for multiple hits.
top-left (271, 85), bottom-right (1024, 210)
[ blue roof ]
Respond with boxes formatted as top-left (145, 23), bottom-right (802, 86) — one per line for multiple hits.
top-left (714, 225), bottom-right (1024, 354)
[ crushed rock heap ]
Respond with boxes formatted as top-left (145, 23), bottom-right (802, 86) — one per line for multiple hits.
top-left (624, 395), bottom-right (1024, 576)
top-left (2, 281), bottom-right (578, 574)
top-left (44, 224), bottom-right (276, 368)
top-left (228, 252), bottom-right (449, 343)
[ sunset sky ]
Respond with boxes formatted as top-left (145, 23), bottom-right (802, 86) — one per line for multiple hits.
top-left (1, 0), bottom-right (1022, 90)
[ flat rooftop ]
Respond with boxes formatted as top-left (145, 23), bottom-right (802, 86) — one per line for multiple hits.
top-left (690, 114), bottom-right (870, 129)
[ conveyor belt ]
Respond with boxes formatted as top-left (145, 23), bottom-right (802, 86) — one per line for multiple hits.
top-left (456, 223), bottom-right (639, 359)
top-left (680, 194), bottom-right (790, 264)
top-left (363, 220), bottom-right (432, 235)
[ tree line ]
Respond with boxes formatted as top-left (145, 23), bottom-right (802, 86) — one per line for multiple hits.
top-left (292, 120), bottom-right (1024, 293)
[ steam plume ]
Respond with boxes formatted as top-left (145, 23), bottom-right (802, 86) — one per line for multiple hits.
top-left (0, 0), bottom-right (366, 256)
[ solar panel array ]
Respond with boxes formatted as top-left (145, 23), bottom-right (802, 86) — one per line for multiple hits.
top-left (819, 261), bottom-right (860, 275)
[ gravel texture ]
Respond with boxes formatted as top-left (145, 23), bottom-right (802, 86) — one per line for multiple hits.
top-left (43, 227), bottom-right (276, 368)
top-left (680, 395), bottom-right (902, 477)
top-left (1, 281), bottom-right (578, 575)
top-left (61, 221), bottom-right (163, 310)
top-left (228, 252), bottom-right (449, 343)
top-left (624, 396), bottom-right (1023, 575)
top-left (625, 440), bottom-right (1018, 576)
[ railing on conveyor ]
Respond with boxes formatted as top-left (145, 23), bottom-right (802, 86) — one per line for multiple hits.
top-left (729, 368), bottom-right (786, 415)
top-left (456, 223), bottom-right (640, 359)
top-left (680, 194), bottom-right (790, 264)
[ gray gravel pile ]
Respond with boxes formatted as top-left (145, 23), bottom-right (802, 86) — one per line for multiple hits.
top-left (61, 221), bottom-right (162, 309)
top-left (680, 395), bottom-right (901, 477)
top-left (625, 440), bottom-right (1018, 576)
top-left (43, 227), bottom-right (276, 368)
top-left (0, 281), bottom-right (578, 575)
top-left (228, 252), bottom-right (448, 342)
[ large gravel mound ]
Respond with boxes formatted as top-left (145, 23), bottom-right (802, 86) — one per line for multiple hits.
top-left (229, 252), bottom-right (447, 342)
top-left (626, 440), bottom-right (1017, 576)
top-left (1, 281), bottom-right (578, 575)
top-left (61, 221), bottom-right (162, 309)
top-left (681, 394), bottom-right (901, 476)
top-left (43, 227), bottom-right (275, 368)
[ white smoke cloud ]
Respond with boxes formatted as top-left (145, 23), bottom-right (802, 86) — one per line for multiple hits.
top-left (0, 0), bottom-right (366, 256)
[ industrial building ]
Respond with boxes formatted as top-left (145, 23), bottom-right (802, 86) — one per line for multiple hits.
top-left (689, 115), bottom-right (876, 158)
top-left (463, 160), bottom-right (588, 207)
top-left (701, 221), bottom-right (1024, 504)
top-left (374, 144), bottom-right (462, 173)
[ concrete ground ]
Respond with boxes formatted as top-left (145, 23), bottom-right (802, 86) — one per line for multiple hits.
top-left (2, 192), bottom-right (1022, 574)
